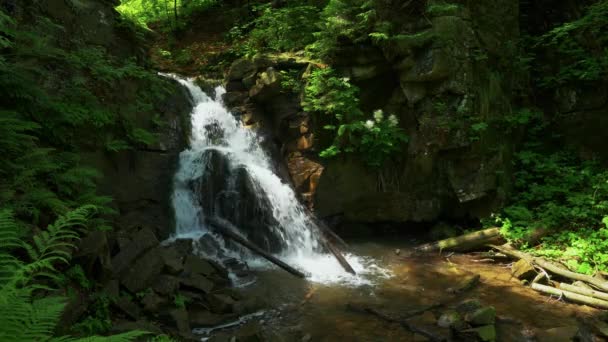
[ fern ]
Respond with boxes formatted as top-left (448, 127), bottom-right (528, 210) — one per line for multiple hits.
top-left (0, 208), bottom-right (149, 342)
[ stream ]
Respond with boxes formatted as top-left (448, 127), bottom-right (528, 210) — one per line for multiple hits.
top-left (165, 75), bottom-right (599, 341)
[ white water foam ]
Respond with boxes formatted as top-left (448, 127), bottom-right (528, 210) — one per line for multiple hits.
top-left (165, 74), bottom-right (391, 286)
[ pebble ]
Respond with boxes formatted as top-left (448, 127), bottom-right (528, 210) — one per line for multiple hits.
top-left (302, 333), bottom-right (312, 342)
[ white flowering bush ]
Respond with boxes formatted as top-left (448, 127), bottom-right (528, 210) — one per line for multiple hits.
top-left (303, 67), bottom-right (408, 166)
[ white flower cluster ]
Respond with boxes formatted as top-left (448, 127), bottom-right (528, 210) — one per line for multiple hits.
top-left (366, 109), bottom-right (399, 129)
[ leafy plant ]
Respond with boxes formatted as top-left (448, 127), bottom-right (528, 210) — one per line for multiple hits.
top-left (303, 67), bottom-right (408, 166)
top-left (533, 0), bottom-right (608, 86)
top-left (0, 208), bottom-right (148, 341)
top-left (246, 3), bottom-right (320, 53)
top-left (173, 293), bottom-right (188, 309)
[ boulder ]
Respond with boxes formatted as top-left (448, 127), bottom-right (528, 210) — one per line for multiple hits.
top-left (153, 274), bottom-right (180, 296)
top-left (161, 246), bottom-right (185, 275)
top-left (466, 306), bottom-right (496, 326)
top-left (511, 259), bottom-right (536, 280)
top-left (112, 295), bottom-right (141, 320)
top-left (180, 273), bottom-right (215, 294)
top-left (189, 308), bottom-right (235, 327)
top-left (467, 325), bottom-right (496, 342)
top-left (169, 308), bottom-right (191, 336)
top-left (249, 67), bottom-right (282, 103)
top-left (183, 255), bottom-right (216, 277)
top-left (227, 58), bottom-right (258, 81)
top-left (120, 247), bottom-right (164, 293)
top-left (455, 299), bottom-right (482, 313)
top-left (111, 320), bottom-right (163, 335)
top-left (141, 291), bottom-right (167, 313)
top-left (111, 227), bottom-right (159, 276)
top-left (437, 310), bottom-right (465, 330)
top-left (206, 293), bottom-right (236, 314)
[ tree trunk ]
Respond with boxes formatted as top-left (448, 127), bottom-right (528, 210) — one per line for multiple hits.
top-left (174, 0), bottom-right (178, 28)
top-left (490, 244), bottom-right (608, 292)
top-left (559, 283), bottom-right (608, 302)
top-left (531, 283), bottom-right (608, 309)
top-left (206, 217), bottom-right (307, 279)
top-left (415, 228), bottom-right (504, 253)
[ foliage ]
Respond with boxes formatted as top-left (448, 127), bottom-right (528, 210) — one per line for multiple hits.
top-left (0, 8), bottom-right (171, 224)
top-left (426, 2), bottom-right (460, 17)
top-left (0, 208), bottom-right (148, 341)
top-left (117, 0), bottom-right (218, 31)
top-left (303, 67), bottom-right (408, 166)
top-left (173, 293), bottom-right (188, 308)
top-left (307, 0), bottom-right (378, 58)
top-left (245, 3), bottom-right (320, 54)
top-left (534, 0), bottom-right (608, 86)
top-left (488, 106), bottom-right (608, 274)
top-left (71, 293), bottom-right (113, 336)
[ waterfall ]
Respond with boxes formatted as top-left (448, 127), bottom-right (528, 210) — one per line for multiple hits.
top-left (166, 75), bottom-right (389, 285)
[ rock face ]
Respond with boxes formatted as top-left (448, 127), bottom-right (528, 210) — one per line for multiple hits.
top-left (191, 149), bottom-right (286, 252)
top-left (222, 1), bottom-right (520, 229)
top-left (8, 0), bottom-right (192, 241)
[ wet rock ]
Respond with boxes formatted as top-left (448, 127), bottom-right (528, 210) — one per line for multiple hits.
top-left (207, 293), bottom-right (236, 314)
top-left (412, 311), bottom-right (437, 326)
top-left (249, 67), bottom-right (281, 102)
top-left (412, 334), bottom-right (430, 341)
top-left (75, 230), bottom-right (109, 259)
top-left (169, 308), bottom-right (191, 336)
top-left (180, 273), bottom-right (215, 294)
top-left (189, 308), bottom-right (235, 327)
top-left (173, 238), bottom-right (194, 256)
top-left (469, 325), bottom-right (496, 342)
top-left (511, 259), bottom-right (536, 280)
top-left (466, 306), bottom-right (496, 326)
top-left (141, 291), bottom-right (167, 313)
top-left (456, 299), bottom-right (482, 314)
top-left (111, 227), bottom-right (159, 276)
top-left (161, 245), bottom-right (185, 275)
top-left (111, 320), bottom-right (163, 335)
top-left (112, 295), bottom-right (141, 320)
top-left (103, 279), bottom-right (120, 299)
top-left (233, 296), bottom-right (264, 315)
top-left (438, 310), bottom-right (465, 330)
top-left (197, 234), bottom-right (223, 257)
top-left (184, 255), bottom-right (216, 277)
top-left (301, 333), bottom-right (312, 342)
top-left (120, 246), bottom-right (164, 293)
top-left (153, 274), bottom-right (180, 296)
top-left (228, 58), bottom-right (257, 81)
top-left (536, 326), bottom-right (578, 342)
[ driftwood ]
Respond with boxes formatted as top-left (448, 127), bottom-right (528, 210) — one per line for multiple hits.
top-left (559, 283), bottom-right (608, 302)
top-left (531, 283), bottom-right (608, 309)
top-left (490, 244), bottom-right (608, 292)
top-left (321, 238), bottom-right (356, 275)
top-left (206, 217), bottom-right (307, 278)
top-left (346, 303), bottom-right (447, 341)
top-left (415, 228), bottom-right (504, 253)
top-left (304, 207), bottom-right (349, 249)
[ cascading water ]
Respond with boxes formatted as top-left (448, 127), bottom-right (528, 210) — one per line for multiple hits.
top-left (166, 74), bottom-right (389, 285)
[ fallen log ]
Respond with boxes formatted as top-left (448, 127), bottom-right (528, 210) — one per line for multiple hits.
top-left (531, 283), bottom-right (608, 309)
top-left (415, 228), bottom-right (504, 253)
top-left (559, 283), bottom-right (608, 302)
top-left (490, 244), bottom-right (608, 292)
top-left (321, 238), bottom-right (356, 275)
top-left (206, 217), bottom-right (307, 279)
top-left (304, 207), bottom-right (349, 249)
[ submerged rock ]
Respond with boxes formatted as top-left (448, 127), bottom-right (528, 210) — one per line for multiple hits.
top-left (466, 306), bottom-right (496, 326)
